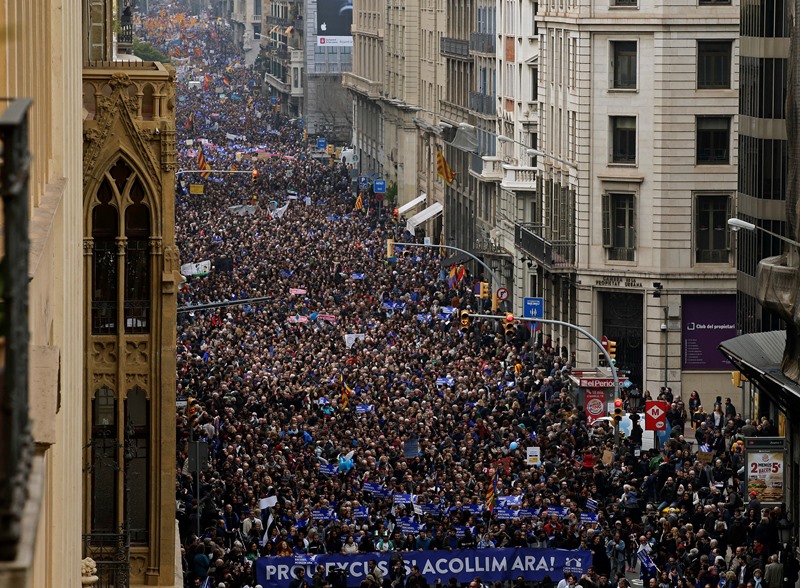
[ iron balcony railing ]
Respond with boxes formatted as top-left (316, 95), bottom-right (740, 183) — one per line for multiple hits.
top-left (83, 532), bottom-right (130, 588)
top-left (469, 91), bottom-right (495, 116)
top-left (469, 32), bottom-right (495, 54)
top-left (515, 223), bottom-right (577, 269)
top-left (440, 37), bottom-right (470, 58)
top-left (0, 98), bottom-right (32, 562)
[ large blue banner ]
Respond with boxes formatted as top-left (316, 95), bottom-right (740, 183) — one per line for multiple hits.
top-left (256, 548), bottom-right (592, 588)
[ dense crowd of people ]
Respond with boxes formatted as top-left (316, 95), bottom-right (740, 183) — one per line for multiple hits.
top-left (138, 5), bottom-right (800, 588)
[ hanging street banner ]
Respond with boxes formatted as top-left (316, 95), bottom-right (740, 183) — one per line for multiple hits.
top-left (257, 548), bottom-right (592, 588)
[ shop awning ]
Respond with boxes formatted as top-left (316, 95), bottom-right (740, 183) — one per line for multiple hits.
top-left (397, 193), bottom-right (427, 216)
top-left (406, 202), bottom-right (443, 236)
top-left (718, 330), bottom-right (800, 406)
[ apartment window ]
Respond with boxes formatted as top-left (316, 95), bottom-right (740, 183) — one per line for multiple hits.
top-left (611, 0), bottom-right (638, 6)
top-left (696, 116), bottom-right (731, 164)
top-left (697, 41), bottom-right (732, 89)
top-left (695, 195), bottom-right (731, 263)
top-left (602, 193), bottom-right (636, 261)
top-left (611, 41), bottom-right (637, 89)
top-left (611, 116), bottom-right (637, 163)
top-left (699, 0), bottom-right (731, 4)
top-left (530, 67), bottom-right (538, 101)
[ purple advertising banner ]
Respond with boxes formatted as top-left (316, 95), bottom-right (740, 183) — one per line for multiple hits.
top-left (681, 295), bottom-right (736, 370)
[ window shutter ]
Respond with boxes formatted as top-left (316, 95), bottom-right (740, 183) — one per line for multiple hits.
top-left (602, 193), bottom-right (611, 247)
top-left (631, 195), bottom-right (638, 251)
top-left (725, 196), bottom-right (732, 250)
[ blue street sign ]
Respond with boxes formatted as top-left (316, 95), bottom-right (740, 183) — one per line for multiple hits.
top-left (270, 96), bottom-right (278, 105)
top-left (523, 297), bottom-right (544, 319)
top-left (374, 179), bottom-right (386, 193)
top-left (358, 176), bottom-right (369, 190)
top-left (317, 137), bottom-right (328, 151)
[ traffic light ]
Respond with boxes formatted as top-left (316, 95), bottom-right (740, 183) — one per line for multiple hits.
top-left (188, 397), bottom-right (201, 428)
top-left (252, 169), bottom-right (259, 183)
top-left (504, 313), bottom-right (516, 338)
top-left (459, 310), bottom-right (471, 333)
top-left (613, 398), bottom-right (623, 423)
top-left (393, 208), bottom-right (399, 221)
top-left (386, 238), bottom-right (395, 259)
top-left (607, 340), bottom-right (617, 361)
top-left (479, 282), bottom-right (489, 299)
top-left (598, 353), bottom-right (606, 367)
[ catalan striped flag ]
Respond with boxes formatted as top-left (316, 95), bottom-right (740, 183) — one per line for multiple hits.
top-left (447, 265), bottom-right (458, 289)
top-left (437, 148), bottom-right (456, 184)
top-left (203, 73), bottom-right (211, 91)
top-left (341, 375), bottom-right (354, 408)
top-left (185, 112), bottom-right (194, 131)
top-left (485, 470), bottom-right (498, 513)
top-left (222, 77), bottom-right (231, 86)
top-left (197, 145), bottom-right (211, 179)
top-left (354, 192), bottom-right (364, 211)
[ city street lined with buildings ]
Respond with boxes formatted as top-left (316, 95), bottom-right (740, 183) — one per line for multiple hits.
top-left (133, 5), bottom-right (800, 588)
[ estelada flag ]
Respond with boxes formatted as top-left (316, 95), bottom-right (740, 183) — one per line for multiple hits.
top-left (485, 470), bottom-right (498, 513)
top-left (197, 145), bottom-right (211, 179)
top-left (436, 148), bottom-right (455, 184)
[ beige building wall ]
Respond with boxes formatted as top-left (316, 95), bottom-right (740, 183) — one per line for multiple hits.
top-left (537, 0), bottom-right (739, 394)
top-left (0, 1), bottom-right (85, 588)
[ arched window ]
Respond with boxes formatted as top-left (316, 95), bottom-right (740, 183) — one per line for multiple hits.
top-left (141, 84), bottom-right (154, 120)
top-left (91, 387), bottom-right (118, 533)
top-left (124, 180), bottom-right (150, 333)
top-left (125, 387), bottom-right (149, 544)
top-left (92, 180), bottom-right (118, 334)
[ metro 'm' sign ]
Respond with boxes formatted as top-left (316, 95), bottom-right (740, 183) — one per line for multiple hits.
top-left (645, 400), bottom-right (669, 431)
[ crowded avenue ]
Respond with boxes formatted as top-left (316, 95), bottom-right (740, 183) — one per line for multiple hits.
top-left (136, 5), bottom-right (799, 588)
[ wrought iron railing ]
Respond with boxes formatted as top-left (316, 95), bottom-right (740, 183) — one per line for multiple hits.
top-left (440, 37), bottom-right (470, 58)
top-left (0, 98), bottom-right (32, 562)
top-left (83, 532), bottom-right (130, 588)
top-left (469, 32), bottom-right (495, 54)
top-left (469, 91), bottom-right (495, 116)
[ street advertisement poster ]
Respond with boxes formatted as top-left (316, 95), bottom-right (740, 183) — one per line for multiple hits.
top-left (316, 0), bottom-right (353, 46)
top-left (745, 437), bottom-right (787, 504)
top-left (584, 389), bottom-right (606, 424)
top-left (681, 294), bottom-right (736, 370)
top-left (256, 548), bottom-right (592, 588)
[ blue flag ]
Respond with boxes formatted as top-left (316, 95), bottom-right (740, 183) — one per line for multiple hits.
top-left (637, 549), bottom-right (657, 573)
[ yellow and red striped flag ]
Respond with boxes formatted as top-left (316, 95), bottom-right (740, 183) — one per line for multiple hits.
top-left (354, 192), bottom-right (364, 211)
top-left (437, 148), bottom-right (456, 184)
top-left (197, 145), bottom-right (211, 179)
top-left (485, 470), bottom-right (498, 513)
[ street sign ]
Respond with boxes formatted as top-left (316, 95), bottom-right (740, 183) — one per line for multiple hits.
top-left (374, 179), bottom-right (387, 193)
top-left (645, 400), bottom-right (669, 431)
top-left (358, 176), bottom-right (369, 190)
top-left (523, 297), bottom-right (544, 319)
top-left (317, 137), bottom-right (327, 151)
top-left (496, 287), bottom-right (509, 301)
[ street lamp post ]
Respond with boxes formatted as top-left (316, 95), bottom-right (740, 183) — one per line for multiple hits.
top-left (470, 313), bottom-right (623, 451)
top-left (727, 217), bottom-right (800, 248)
top-left (393, 241), bottom-right (508, 309)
